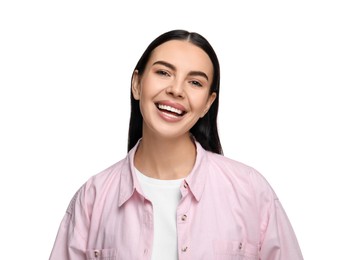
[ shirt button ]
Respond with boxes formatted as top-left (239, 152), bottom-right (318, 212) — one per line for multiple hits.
top-left (181, 246), bottom-right (188, 252)
top-left (144, 248), bottom-right (148, 254)
top-left (181, 214), bottom-right (187, 221)
top-left (94, 250), bottom-right (100, 257)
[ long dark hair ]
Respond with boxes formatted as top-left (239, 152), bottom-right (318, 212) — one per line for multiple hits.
top-left (127, 29), bottom-right (223, 154)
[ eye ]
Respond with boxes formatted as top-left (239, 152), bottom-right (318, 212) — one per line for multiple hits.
top-left (156, 70), bottom-right (171, 77)
top-left (190, 80), bottom-right (203, 87)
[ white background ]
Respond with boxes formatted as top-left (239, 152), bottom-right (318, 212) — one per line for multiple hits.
top-left (0, 0), bottom-right (355, 259)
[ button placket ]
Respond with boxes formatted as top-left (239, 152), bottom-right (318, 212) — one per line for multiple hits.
top-left (142, 200), bottom-right (153, 258)
top-left (180, 181), bottom-right (188, 197)
top-left (177, 191), bottom-right (192, 259)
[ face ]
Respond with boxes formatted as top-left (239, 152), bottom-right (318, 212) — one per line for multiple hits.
top-left (132, 40), bottom-right (216, 140)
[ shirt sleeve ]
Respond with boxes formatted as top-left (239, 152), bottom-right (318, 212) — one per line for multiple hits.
top-left (259, 197), bottom-right (304, 259)
top-left (252, 171), bottom-right (303, 260)
top-left (49, 185), bottom-right (90, 260)
top-left (248, 168), bottom-right (303, 259)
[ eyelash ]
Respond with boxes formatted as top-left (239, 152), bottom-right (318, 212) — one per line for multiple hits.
top-left (190, 80), bottom-right (203, 87)
top-left (155, 69), bottom-right (203, 87)
top-left (156, 70), bottom-right (170, 77)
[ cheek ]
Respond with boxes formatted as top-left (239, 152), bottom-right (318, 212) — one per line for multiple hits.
top-left (190, 94), bottom-right (210, 112)
top-left (140, 78), bottom-right (164, 97)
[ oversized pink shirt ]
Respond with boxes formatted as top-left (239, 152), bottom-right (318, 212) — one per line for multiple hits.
top-left (49, 141), bottom-right (303, 259)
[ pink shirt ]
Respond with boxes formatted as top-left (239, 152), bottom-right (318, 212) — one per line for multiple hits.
top-left (49, 141), bottom-right (303, 259)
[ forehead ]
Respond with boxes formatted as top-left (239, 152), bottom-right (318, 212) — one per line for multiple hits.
top-left (148, 40), bottom-right (214, 78)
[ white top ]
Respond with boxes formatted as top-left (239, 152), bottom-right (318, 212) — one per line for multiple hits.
top-left (135, 168), bottom-right (183, 260)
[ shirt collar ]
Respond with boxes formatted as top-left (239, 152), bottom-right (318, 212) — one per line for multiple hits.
top-left (184, 141), bottom-right (208, 202)
top-left (118, 139), bottom-right (209, 207)
top-left (118, 140), bottom-right (142, 207)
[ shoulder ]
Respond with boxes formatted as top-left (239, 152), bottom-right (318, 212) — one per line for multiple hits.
top-left (66, 156), bottom-right (130, 214)
top-left (206, 151), bottom-right (258, 181)
top-left (206, 151), bottom-right (254, 175)
top-left (205, 151), bottom-right (277, 199)
top-left (89, 157), bottom-right (129, 188)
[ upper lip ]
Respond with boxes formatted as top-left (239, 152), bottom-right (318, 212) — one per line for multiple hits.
top-left (155, 100), bottom-right (187, 114)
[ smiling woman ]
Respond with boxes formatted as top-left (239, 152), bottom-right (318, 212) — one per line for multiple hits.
top-left (131, 39), bottom-right (216, 144)
top-left (49, 29), bottom-right (304, 260)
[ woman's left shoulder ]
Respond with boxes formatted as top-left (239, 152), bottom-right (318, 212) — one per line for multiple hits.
top-left (206, 152), bottom-right (257, 176)
top-left (206, 152), bottom-right (275, 195)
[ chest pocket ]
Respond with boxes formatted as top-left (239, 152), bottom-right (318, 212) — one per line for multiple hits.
top-left (86, 248), bottom-right (117, 260)
top-left (213, 240), bottom-right (258, 260)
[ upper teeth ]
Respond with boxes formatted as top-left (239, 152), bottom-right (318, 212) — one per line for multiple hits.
top-left (158, 104), bottom-right (183, 115)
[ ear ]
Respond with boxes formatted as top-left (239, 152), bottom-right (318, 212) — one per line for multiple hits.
top-left (201, 92), bottom-right (217, 118)
top-left (131, 70), bottom-right (141, 100)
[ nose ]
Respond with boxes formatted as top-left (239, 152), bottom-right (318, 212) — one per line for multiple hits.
top-left (166, 79), bottom-right (185, 98)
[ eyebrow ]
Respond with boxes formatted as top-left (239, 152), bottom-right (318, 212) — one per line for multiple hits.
top-left (152, 60), bottom-right (209, 81)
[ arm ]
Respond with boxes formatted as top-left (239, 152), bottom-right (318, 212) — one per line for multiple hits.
top-left (49, 186), bottom-right (90, 260)
top-left (249, 169), bottom-right (303, 259)
top-left (259, 197), bottom-right (304, 260)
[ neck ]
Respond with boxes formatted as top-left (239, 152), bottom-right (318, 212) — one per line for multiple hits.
top-left (134, 133), bottom-right (196, 180)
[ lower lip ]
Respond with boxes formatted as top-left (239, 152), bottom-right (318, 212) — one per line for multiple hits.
top-left (157, 109), bottom-right (184, 122)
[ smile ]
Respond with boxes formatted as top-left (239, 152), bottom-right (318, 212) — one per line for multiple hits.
top-left (156, 103), bottom-right (186, 117)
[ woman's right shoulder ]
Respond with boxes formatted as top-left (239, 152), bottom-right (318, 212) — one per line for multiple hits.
top-left (87, 155), bottom-right (131, 191)
top-left (66, 156), bottom-right (130, 214)
top-left (90, 156), bottom-right (130, 184)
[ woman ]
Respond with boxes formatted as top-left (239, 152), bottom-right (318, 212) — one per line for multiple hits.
top-left (49, 29), bottom-right (303, 259)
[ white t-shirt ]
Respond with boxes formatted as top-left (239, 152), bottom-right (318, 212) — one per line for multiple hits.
top-left (135, 168), bottom-right (183, 260)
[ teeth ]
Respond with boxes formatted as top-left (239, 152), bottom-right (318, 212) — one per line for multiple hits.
top-left (158, 104), bottom-right (183, 115)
